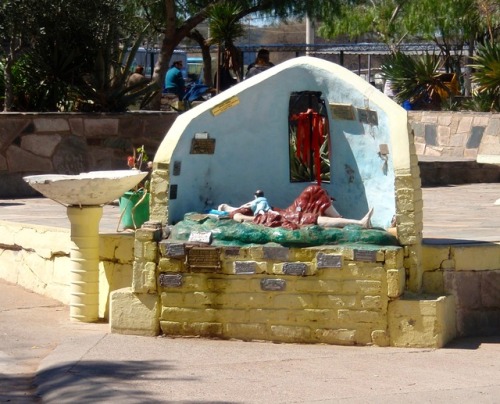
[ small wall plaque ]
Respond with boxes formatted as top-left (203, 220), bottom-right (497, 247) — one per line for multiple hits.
top-left (329, 103), bottom-right (355, 120)
top-left (188, 231), bottom-right (213, 244)
top-left (234, 261), bottom-right (256, 274)
top-left (190, 138), bottom-right (216, 154)
top-left (186, 246), bottom-right (221, 271)
top-left (260, 278), bottom-right (286, 291)
top-left (169, 184), bottom-right (178, 199)
top-left (211, 96), bottom-right (240, 116)
top-left (173, 161), bottom-right (181, 176)
top-left (357, 108), bottom-right (378, 126)
top-left (158, 273), bottom-right (183, 288)
top-left (224, 247), bottom-right (241, 257)
top-left (354, 249), bottom-right (378, 262)
top-left (263, 246), bottom-right (289, 261)
top-left (161, 242), bottom-right (186, 258)
top-left (317, 253), bottom-right (342, 268)
top-left (282, 262), bottom-right (307, 276)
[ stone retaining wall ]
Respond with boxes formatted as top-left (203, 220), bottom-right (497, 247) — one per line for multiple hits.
top-left (0, 111), bottom-right (498, 198)
top-left (0, 112), bottom-right (178, 197)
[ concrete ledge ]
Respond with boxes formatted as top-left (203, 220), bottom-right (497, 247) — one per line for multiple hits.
top-left (388, 294), bottom-right (456, 348)
top-left (110, 287), bottom-right (160, 336)
top-left (419, 160), bottom-right (500, 186)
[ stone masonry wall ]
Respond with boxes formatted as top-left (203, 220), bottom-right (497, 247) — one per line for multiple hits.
top-left (0, 112), bottom-right (178, 197)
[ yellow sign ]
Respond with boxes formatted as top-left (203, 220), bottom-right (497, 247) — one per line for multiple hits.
top-left (211, 96), bottom-right (240, 116)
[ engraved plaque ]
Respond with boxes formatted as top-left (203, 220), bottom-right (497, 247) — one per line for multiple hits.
top-left (283, 262), bottom-right (307, 276)
top-left (224, 247), bottom-right (241, 256)
top-left (317, 253), bottom-right (342, 268)
top-left (190, 138), bottom-right (216, 154)
top-left (173, 161), bottom-right (181, 176)
top-left (354, 249), bottom-right (378, 262)
top-left (188, 231), bottom-right (212, 244)
top-left (260, 278), bottom-right (286, 291)
top-left (234, 261), bottom-right (256, 274)
top-left (263, 246), bottom-right (289, 261)
top-left (162, 242), bottom-right (185, 258)
top-left (357, 108), bottom-right (378, 126)
top-left (211, 96), bottom-right (240, 116)
top-left (186, 247), bottom-right (221, 271)
top-left (329, 103), bottom-right (355, 120)
top-left (158, 273), bottom-right (183, 288)
top-left (169, 184), bottom-right (178, 199)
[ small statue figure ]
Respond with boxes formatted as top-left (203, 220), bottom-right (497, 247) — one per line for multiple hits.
top-left (218, 185), bottom-right (373, 230)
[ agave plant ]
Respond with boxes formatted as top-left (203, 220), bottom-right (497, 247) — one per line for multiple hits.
top-left (469, 41), bottom-right (500, 111)
top-left (75, 30), bottom-right (159, 112)
top-left (381, 52), bottom-right (457, 110)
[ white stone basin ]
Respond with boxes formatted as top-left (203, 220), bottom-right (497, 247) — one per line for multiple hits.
top-left (23, 170), bottom-right (148, 206)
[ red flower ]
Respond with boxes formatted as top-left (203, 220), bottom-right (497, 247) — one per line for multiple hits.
top-left (127, 156), bottom-right (136, 168)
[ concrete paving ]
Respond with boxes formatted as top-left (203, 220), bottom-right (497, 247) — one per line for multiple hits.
top-left (2, 279), bottom-right (500, 403)
top-left (1, 183), bottom-right (500, 402)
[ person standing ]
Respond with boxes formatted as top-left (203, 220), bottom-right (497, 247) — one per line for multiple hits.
top-left (165, 60), bottom-right (186, 99)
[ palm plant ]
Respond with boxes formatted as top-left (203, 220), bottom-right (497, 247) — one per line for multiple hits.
top-left (208, 2), bottom-right (245, 85)
top-left (469, 41), bottom-right (500, 112)
top-left (381, 52), bottom-right (456, 110)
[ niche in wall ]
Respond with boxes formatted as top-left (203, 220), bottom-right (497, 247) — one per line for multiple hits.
top-left (288, 91), bottom-right (331, 184)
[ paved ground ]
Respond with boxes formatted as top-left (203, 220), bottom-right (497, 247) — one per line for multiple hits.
top-left (1, 279), bottom-right (500, 404)
top-left (0, 183), bottom-right (499, 402)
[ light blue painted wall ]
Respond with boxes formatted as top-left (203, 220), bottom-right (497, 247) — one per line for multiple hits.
top-left (156, 57), bottom-right (409, 229)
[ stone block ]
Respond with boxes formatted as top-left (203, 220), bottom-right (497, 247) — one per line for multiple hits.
top-left (34, 117), bottom-right (70, 132)
top-left (480, 271), bottom-right (500, 308)
top-left (444, 271), bottom-right (481, 309)
top-left (455, 309), bottom-right (500, 337)
top-left (110, 288), bottom-right (160, 336)
top-left (21, 134), bottom-right (61, 157)
top-left (452, 245), bottom-right (500, 271)
top-left (388, 295), bottom-right (456, 348)
top-left (422, 270), bottom-right (444, 294)
top-left (315, 328), bottom-right (356, 345)
top-left (7, 145), bottom-right (53, 172)
top-left (84, 118), bottom-right (119, 136)
top-left (371, 329), bottom-right (390, 346)
top-left (270, 325), bottom-right (311, 342)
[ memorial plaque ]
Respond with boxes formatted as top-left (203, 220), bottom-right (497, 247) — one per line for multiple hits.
top-left (357, 108), bottom-right (378, 126)
top-left (186, 246), bottom-right (221, 271)
top-left (283, 262), bottom-right (307, 276)
top-left (158, 273), bottom-right (183, 288)
top-left (169, 184), bottom-right (177, 199)
top-left (188, 231), bottom-right (212, 244)
top-left (234, 261), bottom-right (256, 274)
top-left (173, 161), bottom-right (181, 176)
top-left (224, 247), bottom-right (241, 256)
top-left (190, 138), bottom-right (216, 154)
top-left (260, 278), bottom-right (286, 291)
top-left (329, 103), bottom-right (355, 120)
top-left (211, 96), bottom-right (240, 116)
top-left (354, 249), bottom-right (378, 262)
top-left (263, 246), bottom-right (289, 261)
top-left (316, 253), bottom-right (342, 268)
top-left (162, 242), bottom-right (186, 258)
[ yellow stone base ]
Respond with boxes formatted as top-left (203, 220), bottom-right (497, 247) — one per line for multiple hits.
top-left (388, 294), bottom-right (456, 348)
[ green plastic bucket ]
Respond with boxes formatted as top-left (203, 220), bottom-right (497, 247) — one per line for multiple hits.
top-left (119, 190), bottom-right (150, 229)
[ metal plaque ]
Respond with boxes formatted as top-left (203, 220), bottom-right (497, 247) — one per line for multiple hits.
top-left (224, 247), bottom-right (241, 257)
top-left (162, 242), bottom-right (186, 258)
top-left (354, 249), bottom-right (378, 262)
top-left (211, 96), bottom-right (240, 116)
top-left (316, 253), bottom-right (342, 268)
top-left (263, 246), bottom-right (289, 261)
top-left (186, 246), bottom-right (221, 271)
top-left (190, 138), bottom-right (216, 154)
top-left (158, 273), bottom-right (183, 288)
top-left (357, 108), bottom-right (378, 126)
top-left (329, 103), bottom-right (355, 120)
top-left (260, 278), bottom-right (286, 291)
top-left (234, 261), bottom-right (256, 275)
top-left (173, 161), bottom-right (181, 176)
top-left (188, 231), bottom-right (213, 244)
top-left (282, 262), bottom-right (307, 276)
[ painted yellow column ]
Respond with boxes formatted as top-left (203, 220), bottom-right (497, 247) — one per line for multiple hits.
top-left (67, 206), bottom-right (103, 322)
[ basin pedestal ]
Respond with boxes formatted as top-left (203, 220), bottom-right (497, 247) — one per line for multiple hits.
top-left (67, 206), bottom-right (103, 322)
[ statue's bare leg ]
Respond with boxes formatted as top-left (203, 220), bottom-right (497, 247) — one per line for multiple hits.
top-left (317, 208), bottom-right (374, 229)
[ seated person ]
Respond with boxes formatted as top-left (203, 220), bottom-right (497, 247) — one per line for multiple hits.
top-left (218, 185), bottom-right (373, 230)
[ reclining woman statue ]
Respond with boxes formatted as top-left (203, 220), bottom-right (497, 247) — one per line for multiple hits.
top-left (218, 185), bottom-right (373, 230)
